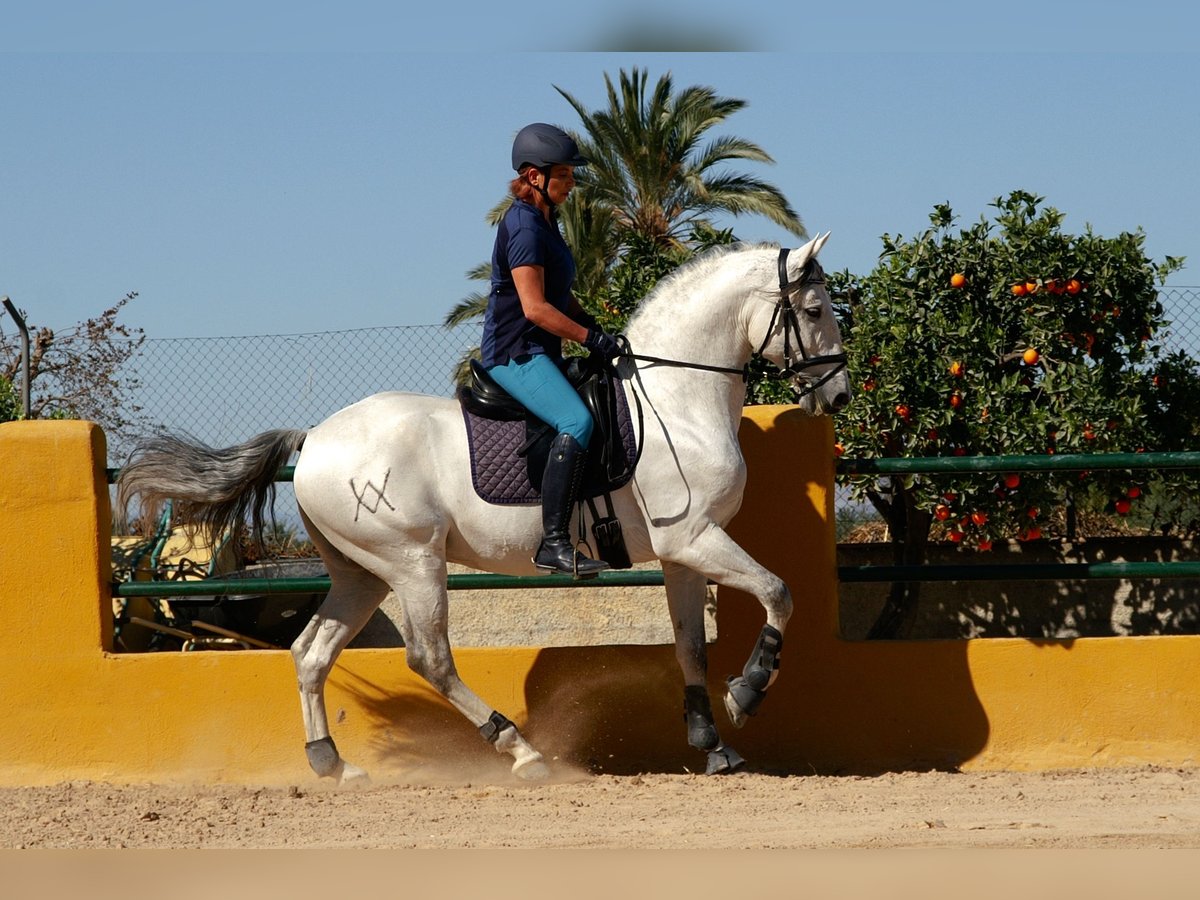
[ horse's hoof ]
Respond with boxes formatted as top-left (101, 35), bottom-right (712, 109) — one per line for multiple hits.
top-left (513, 756), bottom-right (551, 781)
top-left (723, 689), bottom-right (750, 729)
top-left (706, 745), bottom-right (746, 775)
top-left (338, 763), bottom-right (371, 788)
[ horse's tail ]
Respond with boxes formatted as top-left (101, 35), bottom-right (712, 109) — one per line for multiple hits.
top-left (115, 429), bottom-right (308, 550)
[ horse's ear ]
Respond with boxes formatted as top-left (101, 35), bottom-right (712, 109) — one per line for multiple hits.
top-left (806, 232), bottom-right (835, 260)
top-left (789, 231), bottom-right (832, 279)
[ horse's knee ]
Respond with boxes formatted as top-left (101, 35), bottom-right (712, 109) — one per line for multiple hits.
top-left (765, 578), bottom-right (792, 622)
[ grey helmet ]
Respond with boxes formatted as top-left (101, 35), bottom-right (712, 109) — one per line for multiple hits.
top-left (511, 123), bottom-right (588, 172)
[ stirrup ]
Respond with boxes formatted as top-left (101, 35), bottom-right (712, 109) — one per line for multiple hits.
top-left (533, 539), bottom-right (608, 579)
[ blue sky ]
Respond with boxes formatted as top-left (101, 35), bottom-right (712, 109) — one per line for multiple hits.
top-left (3, 8), bottom-right (1198, 339)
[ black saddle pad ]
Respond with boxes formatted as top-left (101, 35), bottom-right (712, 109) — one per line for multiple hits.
top-left (459, 372), bottom-right (638, 505)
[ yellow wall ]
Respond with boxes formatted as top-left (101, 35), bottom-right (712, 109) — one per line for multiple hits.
top-left (1, 414), bottom-right (1197, 786)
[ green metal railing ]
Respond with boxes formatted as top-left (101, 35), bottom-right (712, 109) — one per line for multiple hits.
top-left (836, 451), bottom-right (1200, 476)
top-left (115, 570), bottom-right (670, 597)
top-left (835, 450), bottom-right (1200, 585)
top-left (108, 451), bottom-right (1200, 598)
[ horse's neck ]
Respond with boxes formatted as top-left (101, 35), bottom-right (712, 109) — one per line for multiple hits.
top-left (622, 257), bottom-right (758, 432)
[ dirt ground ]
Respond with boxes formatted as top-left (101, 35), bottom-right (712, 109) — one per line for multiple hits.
top-left (4, 764), bottom-right (1200, 850)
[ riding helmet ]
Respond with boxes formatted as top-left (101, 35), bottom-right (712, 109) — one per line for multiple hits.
top-left (511, 123), bottom-right (589, 172)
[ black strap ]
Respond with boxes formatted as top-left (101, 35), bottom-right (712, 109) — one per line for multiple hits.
top-left (479, 710), bottom-right (513, 744)
top-left (620, 350), bottom-right (749, 381)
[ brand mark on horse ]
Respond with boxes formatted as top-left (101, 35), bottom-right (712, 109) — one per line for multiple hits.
top-left (350, 470), bottom-right (394, 521)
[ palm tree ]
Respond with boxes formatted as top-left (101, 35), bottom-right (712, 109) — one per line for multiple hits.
top-left (444, 67), bottom-right (806, 381)
top-left (556, 67), bottom-right (805, 250)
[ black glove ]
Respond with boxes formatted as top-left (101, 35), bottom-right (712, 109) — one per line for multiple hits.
top-left (584, 328), bottom-right (622, 360)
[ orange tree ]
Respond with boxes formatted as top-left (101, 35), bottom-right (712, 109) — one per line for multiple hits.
top-left (830, 190), bottom-right (1187, 638)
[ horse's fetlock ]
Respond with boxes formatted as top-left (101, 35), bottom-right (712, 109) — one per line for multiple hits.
top-left (744, 624), bottom-right (784, 683)
top-left (684, 685), bottom-right (720, 752)
top-left (305, 736), bottom-right (341, 778)
top-left (479, 710), bottom-right (515, 746)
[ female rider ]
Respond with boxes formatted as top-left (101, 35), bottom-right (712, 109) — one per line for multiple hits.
top-left (480, 122), bottom-right (621, 578)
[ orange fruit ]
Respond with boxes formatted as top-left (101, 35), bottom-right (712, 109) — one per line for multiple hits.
top-left (1025, 281), bottom-right (1039, 294)
top-left (1126, 486), bottom-right (1141, 499)
top-left (1066, 279), bottom-right (1082, 294)
top-left (977, 539), bottom-right (994, 552)
top-left (833, 442), bottom-right (845, 457)
top-left (1022, 347), bottom-right (1040, 365)
top-left (949, 392), bottom-right (963, 409)
top-left (934, 504), bottom-right (951, 521)
top-left (1011, 283), bottom-right (1027, 296)
top-left (895, 403), bottom-right (911, 420)
top-left (1115, 499), bottom-right (1132, 515)
top-left (970, 511), bottom-right (988, 526)
top-left (927, 428), bottom-right (939, 441)
top-left (1045, 278), bottom-right (1060, 294)
top-left (1004, 474), bottom-right (1021, 489)
top-left (950, 273), bottom-right (966, 288)
top-left (949, 360), bottom-right (964, 377)
top-left (1027, 526), bottom-right (1042, 540)
top-left (948, 529), bottom-right (964, 543)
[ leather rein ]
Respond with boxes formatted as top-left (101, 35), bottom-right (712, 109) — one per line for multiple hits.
top-left (615, 248), bottom-right (848, 399)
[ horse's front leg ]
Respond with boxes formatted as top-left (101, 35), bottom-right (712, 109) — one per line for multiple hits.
top-left (663, 562), bottom-right (745, 775)
top-left (663, 526), bottom-right (792, 730)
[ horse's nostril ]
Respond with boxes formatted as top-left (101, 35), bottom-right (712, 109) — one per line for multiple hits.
top-left (831, 392), bottom-right (850, 411)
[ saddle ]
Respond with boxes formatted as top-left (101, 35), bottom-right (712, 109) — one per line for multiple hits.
top-left (457, 354), bottom-right (638, 568)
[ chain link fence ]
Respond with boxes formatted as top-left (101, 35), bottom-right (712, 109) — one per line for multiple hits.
top-left (1158, 286), bottom-right (1200, 355)
top-left (111, 286), bottom-right (1200, 461)
top-left (40, 284), bottom-right (1196, 538)
top-left (108, 325), bottom-right (478, 465)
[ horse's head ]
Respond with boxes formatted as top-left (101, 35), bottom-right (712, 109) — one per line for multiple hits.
top-left (754, 233), bottom-right (851, 415)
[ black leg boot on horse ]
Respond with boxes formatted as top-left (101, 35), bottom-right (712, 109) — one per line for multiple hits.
top-left (534, 433), bottom-right (609, 578)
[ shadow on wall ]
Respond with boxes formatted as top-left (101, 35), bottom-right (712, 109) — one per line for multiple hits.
top-left (525, 409), bottom-right (992, 776)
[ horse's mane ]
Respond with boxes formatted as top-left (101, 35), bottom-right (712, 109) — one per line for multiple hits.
top-left (625, 241), bottom-right (782, 330)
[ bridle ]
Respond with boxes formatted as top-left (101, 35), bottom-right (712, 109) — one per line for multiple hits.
top-left (617, 247), bottom-right (848, 399)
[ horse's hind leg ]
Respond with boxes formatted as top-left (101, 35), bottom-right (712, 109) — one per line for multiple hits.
top-left (663, 562), bottom-right (744, 775)
top-left (395, 554), bottom-right (550, 780)
top-left (291, 514), bottom-right (390, 785)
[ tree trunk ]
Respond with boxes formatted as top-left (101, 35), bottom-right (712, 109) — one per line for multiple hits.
top-left (865, 478), bottom-right (932, 639)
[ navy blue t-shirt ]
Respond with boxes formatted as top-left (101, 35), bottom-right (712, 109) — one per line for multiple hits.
top-left (481, 199), bottom-right (577, 367)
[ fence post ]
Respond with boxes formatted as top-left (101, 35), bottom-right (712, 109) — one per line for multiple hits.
top-left (1, 298), bottom-right (31, 419)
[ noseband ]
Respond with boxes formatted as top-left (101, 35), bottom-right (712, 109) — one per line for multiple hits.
top-left (754, 248), bottom-right (848, 397)
top-left (617, 247), bottom-right (847, 399)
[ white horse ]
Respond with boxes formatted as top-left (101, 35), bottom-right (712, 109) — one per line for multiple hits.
top-left (117, 234), bottom-right (850, 782)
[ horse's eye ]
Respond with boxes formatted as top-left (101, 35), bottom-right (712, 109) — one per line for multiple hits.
top-left (805, 307), bottom-right (822, 320)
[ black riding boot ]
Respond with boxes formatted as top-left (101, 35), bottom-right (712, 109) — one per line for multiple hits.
top-left (534, 433), bottom-right (609, 578)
